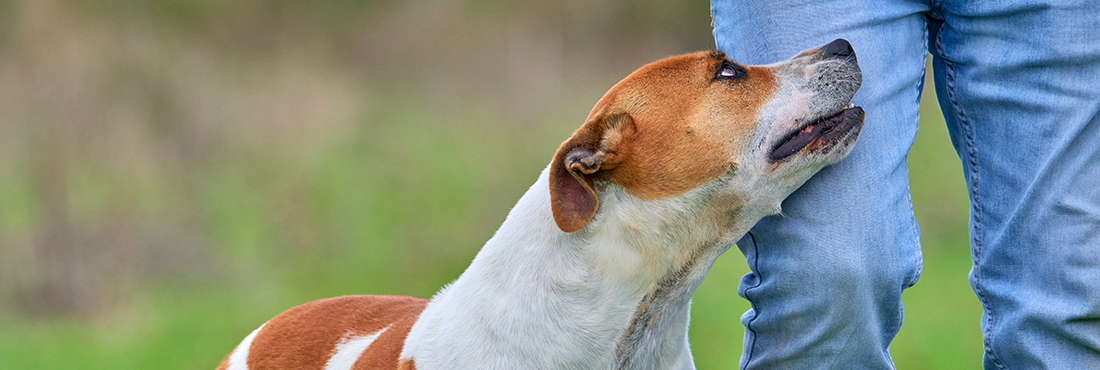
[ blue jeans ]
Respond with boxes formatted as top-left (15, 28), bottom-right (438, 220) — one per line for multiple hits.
top-left (711, 0), bottom-right (1100, 369)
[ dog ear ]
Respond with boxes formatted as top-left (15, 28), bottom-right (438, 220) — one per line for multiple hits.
top-left (549, 113), bottom-right (634, 233)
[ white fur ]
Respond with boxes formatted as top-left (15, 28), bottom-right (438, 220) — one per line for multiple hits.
top-left (227, 323), bottom-right (265, 370)
top-left (325, 325), bottom-right (392, 370)
top-left (400, 167), bottom-right (785, 370)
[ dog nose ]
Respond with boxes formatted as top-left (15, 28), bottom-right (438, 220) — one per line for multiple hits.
top-left (822, 39), bottom-right (854, 59)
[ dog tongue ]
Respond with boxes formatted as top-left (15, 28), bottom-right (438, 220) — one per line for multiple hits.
top-left (770, 123), bottom-right (822, 160)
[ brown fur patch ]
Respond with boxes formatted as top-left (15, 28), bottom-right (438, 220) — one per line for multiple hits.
top-left (549, 52), bottom-right (775, 231)
top-left (216, 355), bottom-right (230, 370)
top-left (598, 55), bottom-right (776, 200)
top-left (397, 359), bottom-right (417, 370)
top-left (550, 113), bottom-right (635, 232)
top-left (241, 295), bottom-right (426, 369)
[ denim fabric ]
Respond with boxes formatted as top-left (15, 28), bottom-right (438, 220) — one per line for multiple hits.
top-left (712, 0), bottom-right (1100, 369)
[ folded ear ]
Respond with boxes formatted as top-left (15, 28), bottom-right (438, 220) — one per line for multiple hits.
top-left (549, 113), bottom-right (634, 233)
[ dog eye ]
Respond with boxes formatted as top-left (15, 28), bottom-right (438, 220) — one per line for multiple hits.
top-left (716, 62), bottom-right (745, 80)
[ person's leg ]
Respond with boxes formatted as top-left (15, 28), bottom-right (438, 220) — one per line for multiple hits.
top-left (928, 1), bottom-right (1100, 368)
top-left (711, 1), bottom-right (928, 368)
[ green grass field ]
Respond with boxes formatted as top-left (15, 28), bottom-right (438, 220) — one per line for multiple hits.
top-left (0, 1), bottom-right (984, 368)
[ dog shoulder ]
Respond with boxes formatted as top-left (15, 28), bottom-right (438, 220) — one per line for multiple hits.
top-left (223, 295), bottom-right (427, 370)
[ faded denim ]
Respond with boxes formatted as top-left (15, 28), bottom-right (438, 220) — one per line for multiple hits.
top-left (711, 0), bottom-right (1100, 369)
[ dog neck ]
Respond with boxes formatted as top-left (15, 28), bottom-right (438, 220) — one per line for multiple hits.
top-left (401, 167), bottom-right (764, 369)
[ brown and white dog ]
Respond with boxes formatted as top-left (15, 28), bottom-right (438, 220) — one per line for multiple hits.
top-left (218, 39), bottom-right (863, 370)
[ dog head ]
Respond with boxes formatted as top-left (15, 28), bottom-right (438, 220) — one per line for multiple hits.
top-left (550, 39), bottom-right (864, 233)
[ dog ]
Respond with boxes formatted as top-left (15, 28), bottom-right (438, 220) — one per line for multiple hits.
top-left (217, 39), bottom-right (863, 370)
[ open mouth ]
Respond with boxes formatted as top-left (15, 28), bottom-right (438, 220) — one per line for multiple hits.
top-left (769, 105), bottom-right (865, 161)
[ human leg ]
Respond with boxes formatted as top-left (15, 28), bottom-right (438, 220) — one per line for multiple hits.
top-left (928, 1), bottom-right (1100, 368)
top-left (711, 1), bottom-right (929, 368)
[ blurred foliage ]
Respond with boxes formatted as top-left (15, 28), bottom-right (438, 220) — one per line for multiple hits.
top-left (0, 0), bottom-right (980, 369)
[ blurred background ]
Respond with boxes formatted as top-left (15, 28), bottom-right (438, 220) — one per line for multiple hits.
top-left (0, 0), bottom-right (981, 368)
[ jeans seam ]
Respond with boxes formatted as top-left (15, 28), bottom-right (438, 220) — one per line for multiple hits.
top-left (936, 29), bottom-right (1007, 370)
top-left (903, 186), bottom-right (923, 289)
top-left (903, 24), bottom-right (930, 291)
top-left (740, 232), bottom-right (762, 369)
